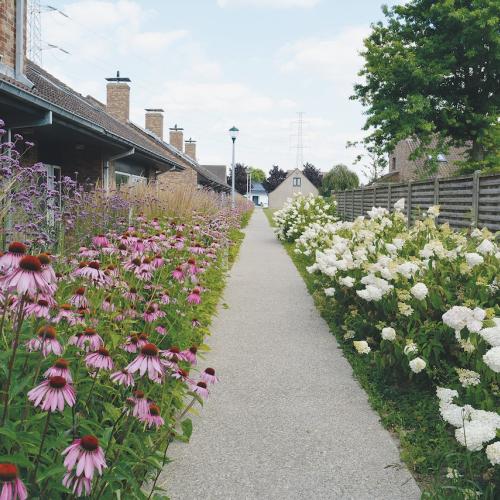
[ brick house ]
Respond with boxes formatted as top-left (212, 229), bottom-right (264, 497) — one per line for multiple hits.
top-left (0, 0), bottom-right (229, 193)
top-left (379, 138), bottom-right (468, 184)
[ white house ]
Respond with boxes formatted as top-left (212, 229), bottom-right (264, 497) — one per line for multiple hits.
top-left (268, 168), bottom-right (318, 209)
top-left (247, 182), bottom-right (268, 207)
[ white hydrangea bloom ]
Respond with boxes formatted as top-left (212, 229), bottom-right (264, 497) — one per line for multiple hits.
top-left (476, 239), bottom-right (496, 255)
top-left (353, 340), bottom-right (371, 354)
top-left (455, 420), bottom-right (496, 451)
top-left (381, 327), bottom-right (396, 341)
top-left (483, 346), bottom-right (500, 373)
top-left (479, 318), bottom-right (500, 347)
top-left (409, 357), bottom-right (426, 373)
top-left (393, 198), bottom-right (405, 211)
top-left (465, 252), bottom-right (484, 267)
top-left (485, 441), bottom-right (500, 466)
top-left (338, 276), bottom-right (355, 288)
top-left (439, 402), bottom-right (473, 428)
top-left (324, 287), bottom-right (335, 297)
top-left (436, 387), bottom-right (458, 404)
top-left (456, 368), bottom-right (480, 387)
top-left (427, 205), bottom-right (440, 218)
top-left (397, 262), bottom-right (420, 278)
top-left (403, 342), bottom-right (418, 355)
top-left (410, 282), bottom-right (428, 300)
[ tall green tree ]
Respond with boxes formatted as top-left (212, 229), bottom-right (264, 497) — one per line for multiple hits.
top-left (227, 163), bottom-right (249, 195)
top-left (263, 165), bottom-right (287, 193)
top-left (249, 168), bottom-right (266, 184)
top-left (302, 163), bottom-right (323, 188)
top-left (352, 0), bottom-right (500, 168)
top-left (320, 164), bottom-right (359, 195)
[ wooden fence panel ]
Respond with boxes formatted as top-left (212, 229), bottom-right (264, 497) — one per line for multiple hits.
top-left (332, 172), bottom-right (500, 232)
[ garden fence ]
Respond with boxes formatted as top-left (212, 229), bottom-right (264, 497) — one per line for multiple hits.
top-left (332, 171), bottom-right (500, 232)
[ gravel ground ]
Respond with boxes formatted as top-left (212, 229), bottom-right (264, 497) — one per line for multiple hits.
top-left (159, 208), bottom-right (421, 500)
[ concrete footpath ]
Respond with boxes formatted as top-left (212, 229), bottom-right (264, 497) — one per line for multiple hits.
top-left (160, 208), bottom-right (420, 500)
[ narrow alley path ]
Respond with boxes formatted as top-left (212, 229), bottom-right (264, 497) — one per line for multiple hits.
top-left (160, 209), bottom-right (420, 500)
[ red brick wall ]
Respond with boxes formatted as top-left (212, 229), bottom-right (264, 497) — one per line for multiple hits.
top-left (0, 0), bottom-right (17, 70)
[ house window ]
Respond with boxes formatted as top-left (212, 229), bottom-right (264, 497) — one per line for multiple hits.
top-left (293, 177), bottom-right (301, 187)
top-left (115, 171), bottom-right (147, 188)
top-left (391, 157), bottom-right (396, 171)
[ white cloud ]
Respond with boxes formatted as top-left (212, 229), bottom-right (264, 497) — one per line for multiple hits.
top-left (279, 26), bottom-right (369, 92)
top-left (217, 0), bottom-right (320, 8)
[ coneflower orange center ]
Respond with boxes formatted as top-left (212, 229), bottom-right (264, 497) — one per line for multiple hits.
top-left (189, 346), bottom-right (198, 354)
top-left (134, 390), bottom-right (145, 399)
top-left (132, 258), bottom-right (141, 266)
top-left (49, 376), bottom-right (67, 388)
top-left (141, 343), bottom-right (159, 356)
top-left (37, 253), bottom-right (50, 265)
top-left (169, 346), bottom-right (180, 354)
top-left (37, 299), bottom-right (49, 307)
top-left (0, 463), bottom-right (18, 480)
top-left (149, 404), bottom-right (160, 416)
top-left (97, 347), bottom-right (110, 356)
top-left (88, 261), bottom-right (100, 270)
top-left (205, 368), bottom-right (215, 376)
top-left (8, 241), bottom-right (26, 254)
top-left (19, 255), bottom-right (42, 272)
top-left (197, 381), bottom-right (207, 389)
top-left (75, 287), bottom-right (85, 295)
top-left (55, 358), bottom-right (69, 369)
top-left (38, 325), bottom-right (56, 339)
top-left (84, 328), bottom-right (96, 336)
top-left (80, 435), bottom-right (99, 451)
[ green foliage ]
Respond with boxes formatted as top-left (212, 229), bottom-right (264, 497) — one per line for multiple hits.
top-left (249, 168), bottom-right (266, 184)
top-left (302, 163), bottom-right (323, 188)
top-left (319, 164), bottom-right (359, 195)
top-left (263, 165), bottom-right (287, 193)
top-left (352, 0), bottom-right (500, 170)
top-left (227, 163), bottom-right (250, 195)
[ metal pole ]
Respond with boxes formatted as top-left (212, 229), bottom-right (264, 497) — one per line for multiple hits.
top-left (231, 138), bottom-right (236, 209)
top-left (249, 170), bottom-right (252, 205)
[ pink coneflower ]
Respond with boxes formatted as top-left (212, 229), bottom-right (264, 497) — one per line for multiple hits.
top-left (73, 261), bottom-right (108, 285)
top-left (172, 266), bottom-right (184, 281)
top-left (85, 347), bottom-right (113, 371)
top-left (1, 255), bottom-right (52, 296)
top-left (126, 343), bottom-right (164, 381)
top-left (0, 241), bottom-right (27, 272)
top-left (78, 247), bottom-right (99, 259)
top-left (123, 287), bottom-right (138, 302)
top-left (26, 325), bottom-right (62, 357)
top-left (191, 381), bottom-right (209, 399)
top-left (44, 358), bottom-right (72, 383)
top-left (131, 239), bottom-right (145, 254)
top-left (69, 287), bottom-right (88, 308)
top-left (187, 287), bottom-right (202, 305)
top-left (38, 253), bottom-right (57, 286)
top-left (110, 369), bottom-right (135, 387)
top-left (162, 346), bottom-right (186, 362)
top-left (151, 254), bottom-right (164, 268)
top-left (136, 267), bottom-right (153, 281)
top-left (182, 345), bottom-right (198, 365)
top-left (92, 234), bottom-right (109, 248)
top-left (189, 243), bottom-right (205, 254)
top-left (24, 298), bottom-right (51, 319)
top-left (62, 472), bottom-right (91, 498)
top-left (140, 404), bottom-right (164, 428)
top-left (105, 264), bottom-right (119, 278)
top-left (124, 257), bottom-right (142, 272)
top-left (201, 367), bottom-right (219, 385)
top-left (172, 368), bottom-right (192, 382)
top-left (62, 435), bottom-right (106, 480)
top-left (121, 334), bottom-right (140, 353)
top-left (186, 258), bottom-right (199, 275)
top-left (77, 328), bottom-right (104, 351)
top-left (0, 463), bottom-right (28, 500)
top-left (160, 292), bottom-right (170, 305)
top-left (101, 296), bottom-right (114, 312)
top-left (155, 325), bottom-right (168, 335)
top-left (27, 375), bottom-right (76, 412)
top-left (53, 303), bottom-right (77, 324)
top-left (130, 390), bottom-right (149, 418)
top-left (191, 318), bottom-right (201, 328)
top-left (143, 304), bottom-right (165, 323)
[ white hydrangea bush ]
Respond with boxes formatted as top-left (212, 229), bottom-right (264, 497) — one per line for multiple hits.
top-left (290, 198), bottom-right (500, 469)
top-left (273, 193), bottom-right (337, 242)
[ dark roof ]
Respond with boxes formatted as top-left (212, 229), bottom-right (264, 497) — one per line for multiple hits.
top-left (0, 62), bottom-right (182, 169)
top-left (251, 182), bottom-right (267, 194)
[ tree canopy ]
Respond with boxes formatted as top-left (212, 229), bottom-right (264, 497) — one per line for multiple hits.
top-left (320, 164), bottom-right (359, 195)
top-left (227, 163), bottom-right (249, 195)
top-left (249, 168), bottom-right (266, 184)
top-left (302, 163), bottom-right (323, 188)
top-left (352, 0), bottom-right (500, 168)
top-left (263, 165), bottom-right (287, 193)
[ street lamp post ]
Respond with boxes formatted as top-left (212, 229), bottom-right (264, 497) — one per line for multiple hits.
top-left (229, 126), bottom-right (239, 209)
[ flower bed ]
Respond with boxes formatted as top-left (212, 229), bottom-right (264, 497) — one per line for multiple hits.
top-left (271, 197), bottom-right (499, 496)
top-left (0, 125), bottom-right (252, 498)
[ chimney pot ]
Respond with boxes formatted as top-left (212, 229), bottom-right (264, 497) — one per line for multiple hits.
top-left (185, 138), bottom-right (197, 161)
top-left (145, 108), bottom-right (164, 141)
top-left (169, 125), bottom-right (184, 152)
top-left (106, 71), bottom-right (131, 122)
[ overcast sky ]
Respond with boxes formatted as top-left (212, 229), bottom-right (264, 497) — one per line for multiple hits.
top-left (40, 0), bottom-right (402, 178)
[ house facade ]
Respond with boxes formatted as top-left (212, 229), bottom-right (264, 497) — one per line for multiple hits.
top-left (247, 182), bottom-right (268, 207)
top-left (0, 0), bottom-right (230, 193)
top-left (268, 168), bottom-right (318, 209)
top-left (380, 138), bottom-right (468, 183)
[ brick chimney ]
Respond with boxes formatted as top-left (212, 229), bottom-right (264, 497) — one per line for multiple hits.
top-left (105, 71), bottom-right (131, 122)
top-left (169, 125), bottom-right (184, 152)
top-left (0, 0), bottom-right (31, 86)
top-left (145, 109), bottom-right (164, 140)
top-left (185, 138), bottom-right (197, 161)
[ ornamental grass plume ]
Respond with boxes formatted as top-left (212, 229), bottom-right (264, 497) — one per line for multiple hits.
top-left (27, 376), bottom-right (76, 412)
top-left (0, 463), bottom-right (28, 500)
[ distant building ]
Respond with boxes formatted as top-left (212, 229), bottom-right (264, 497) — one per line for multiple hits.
top-left (247, 182), bottom-right (268, 207)
top-left (268, 168), bottom-right (318, 209)
top-left (378, 138), bottom-right (467, 183)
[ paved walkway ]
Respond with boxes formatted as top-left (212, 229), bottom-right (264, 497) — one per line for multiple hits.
top-left (161, 208), bottom-right (420, 500)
